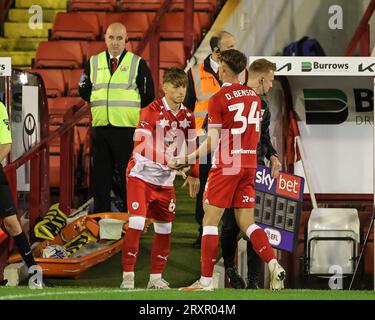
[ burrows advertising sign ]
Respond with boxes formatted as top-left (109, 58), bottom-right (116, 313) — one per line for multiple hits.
top-left (0, 58), bottom-right (11, 77)
top-left (254, 165), bottom-right (304, 252)
top-left (248, 56), bottom-right (375, 76)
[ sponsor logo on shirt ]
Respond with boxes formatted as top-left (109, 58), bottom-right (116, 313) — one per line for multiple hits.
top-left (2, 119), bottom-right (10, 131)
top-left (230, 149), bottom-right (256, 155)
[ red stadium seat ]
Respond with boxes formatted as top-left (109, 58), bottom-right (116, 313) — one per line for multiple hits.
top-left (159, 12), bottom-right (201, 40)
top-left (49, 116), bottom-right (90, 188)
top-left (67, 69), bottom-right (84, 97)
top-left (85, 41), bottom-right (107, 60)
top-left (104, 12), bottom-right (151, 39)
top-left (35, 41), bottom-right (83, 69)
top-left (51, 13), bottom-right (101, 41)
top-left (142, 41), bottom-right (186, 69)
top-left (30, 69), bottom-right (66, 98)
top-left (70, 0), bottom-right (117, 11)
top-left (196, 12), bottom-right (211, 31)
top-left (119, 0), bottom-right (217, 11)
top-left (172, 0), bottom-right (217, 11)
top-left (119, 0), bottom-right (160, 11)
top-left (48, 97), bottom-right (83, 116)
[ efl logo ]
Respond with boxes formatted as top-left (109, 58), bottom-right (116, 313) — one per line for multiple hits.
top-left (276, 173), bottom-right (301, 200)
top-left (265, 228), bottom-right (281, 246)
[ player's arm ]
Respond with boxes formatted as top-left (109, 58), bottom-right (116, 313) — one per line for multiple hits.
top-left (181, 112), bottom-right (200, 198)
top-left (185, 126), bottom-right (220, 164)
top-left (187, 95), bottom-right (221, 163)
top-left (0, 110), bottom-right (12, 162)
top-left (260, 101), bottom-right (281, 178)
top-left (0, 143), bottom-right (11, 162)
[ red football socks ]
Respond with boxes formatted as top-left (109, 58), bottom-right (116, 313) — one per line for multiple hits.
top-left (150, 233), bottom-right (171, 274)
top-left (122, 228), bottom-right (143, 272)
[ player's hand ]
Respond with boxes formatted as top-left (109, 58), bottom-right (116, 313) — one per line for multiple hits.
top-left (178, 170), bottom-right (187, 179)
top-left (270, 155), bottom-right (281, 178)
top-left (167, 158), bottom-right (188, 170)
top-left (182, 176), bottom-right (200, 198)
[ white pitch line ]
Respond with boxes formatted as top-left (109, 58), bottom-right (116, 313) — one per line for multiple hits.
top-left (0, 288), bottom-right (148, 300)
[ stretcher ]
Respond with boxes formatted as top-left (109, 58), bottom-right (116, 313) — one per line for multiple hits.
top-left (8, 212), bottom-right (151, 278)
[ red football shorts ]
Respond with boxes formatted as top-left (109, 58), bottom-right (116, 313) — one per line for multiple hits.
top-left (203, 167), bottom-right (256, 208)
top-left (126, 176), bottom-right (176, 222)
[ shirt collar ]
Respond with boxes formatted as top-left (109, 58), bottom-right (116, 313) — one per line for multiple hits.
top-left (222, 81), bottom-right (243, 87)
top-left (109, 53), bottom-right (122, 60)
top-left (210, 55), bottom-right (219, 74)
top-left (162, 97), bottom-right (185, 114)
top-left (222, 82), bottom-right (233, 87)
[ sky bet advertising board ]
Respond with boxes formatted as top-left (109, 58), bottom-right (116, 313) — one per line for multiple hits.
top-left (254, 165), bottom-right (304, 253)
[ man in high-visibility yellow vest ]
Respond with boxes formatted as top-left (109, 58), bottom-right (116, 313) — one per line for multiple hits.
top-left (184, 31), bottom-right (238, 248)
top-left (79, 23), bottom-right (154, 213)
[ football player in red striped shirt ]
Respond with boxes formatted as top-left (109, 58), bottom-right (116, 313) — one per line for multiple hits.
top-left (120, 68), bottom-right (199, 290)
top-left (177, 51), bottom-right (285, 291)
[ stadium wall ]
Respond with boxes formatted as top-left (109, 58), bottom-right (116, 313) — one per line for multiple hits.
top-left (190, 0), bottom-right (373, 64)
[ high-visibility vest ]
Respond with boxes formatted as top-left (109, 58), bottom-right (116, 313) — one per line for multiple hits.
top-left (90, 51), bottom-right (141, 127)
top-left (191, 63), bottom-right (220, 132)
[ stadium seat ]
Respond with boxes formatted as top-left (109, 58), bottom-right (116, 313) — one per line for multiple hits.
top-left (84, 41), bottom-right (107, 60)
top-left (119, 0), bottom-right (161, 11)
top-left (172, 0), bottom-right (217, 11)
top-left (67, 69), bottom-right (84, 97)
top-left (48, 97), bottom-right (83, 116)
top-left (160, 41), bottom-right (186, 68)
top-left (159, 12), bottom-right (201, 40)
top-left (70, 0), bottom-right (117, 11)
top-left (30, 69), bottom-right (66, 98)
top-left (104, 12), bottom-right (151, 39)
top-left (119, 0), bottom-right (217, 11)
top-left (49, 118), bottom-right (90, 188)
top-left (35, 41), bottom-right (84, 69)
top-left (142, 41), bottom-right (186, 69)
top-left (196, 12), bottom-right (211, 32)
top-left (51, 12), bottom-right (101, 41)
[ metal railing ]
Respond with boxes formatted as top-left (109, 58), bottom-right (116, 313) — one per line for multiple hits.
top-left (3, 101), bottom-right (90, 236)
top-left (345, 0), bottom-right (375, 56)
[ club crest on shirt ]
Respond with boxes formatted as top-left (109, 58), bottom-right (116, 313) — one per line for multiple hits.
top-left (79, 73), bottom-right (87, 87)
top-left (132, 202), bottom-right (139, 210)
top-left (168, 199), bottom-right (176, 213)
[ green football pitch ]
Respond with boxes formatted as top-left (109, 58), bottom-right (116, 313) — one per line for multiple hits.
top-left (0, 287), bottom-right (375, 300)
top-left (1, 177), bottom-right (374, 300)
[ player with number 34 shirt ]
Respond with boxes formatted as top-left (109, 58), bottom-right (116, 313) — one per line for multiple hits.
top-left (204, 82), bottom-right (261, 209)
top-left (208, 83), bottom-right (261, 169)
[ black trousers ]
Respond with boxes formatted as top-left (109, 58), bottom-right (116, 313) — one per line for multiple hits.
top-left (221, 208), bottom-right (262, 282)
top-left (195, 153), bottom-right (211, 234)
top-left (91, 126), bottom-right (134, 213)
top-left (0, 164), bottom-right (16, 218)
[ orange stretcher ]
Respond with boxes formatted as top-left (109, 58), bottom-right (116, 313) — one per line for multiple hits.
top-left (8, 212), bottom-right (152, 278)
